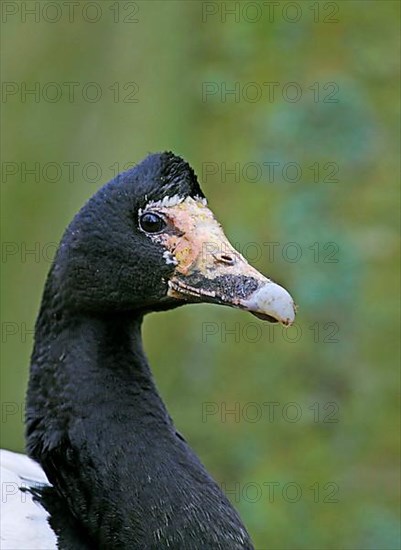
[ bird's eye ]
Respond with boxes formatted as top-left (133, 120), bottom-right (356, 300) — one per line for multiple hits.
top-left (139, 212), bottom-right (166, 234)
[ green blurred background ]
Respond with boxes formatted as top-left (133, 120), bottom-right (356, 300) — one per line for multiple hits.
top-left (1, 1), bottom-right (400, 548)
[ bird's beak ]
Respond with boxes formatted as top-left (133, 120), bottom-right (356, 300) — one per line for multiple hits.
top-left (150, 197), bottom-right (296, 325)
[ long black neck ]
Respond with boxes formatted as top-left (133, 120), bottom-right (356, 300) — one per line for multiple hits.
top-left (26, 280), bottom-right (254, 549)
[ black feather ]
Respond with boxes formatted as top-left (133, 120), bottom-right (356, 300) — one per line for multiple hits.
top-left (25, 152), bottom-right (254, 549)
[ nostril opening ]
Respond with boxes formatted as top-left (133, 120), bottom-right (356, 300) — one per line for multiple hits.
top-left (217, 253), bottom-right (236, 266)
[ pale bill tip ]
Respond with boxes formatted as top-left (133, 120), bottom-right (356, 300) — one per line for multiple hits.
top-left (242, 281), bottom-right (296, 325)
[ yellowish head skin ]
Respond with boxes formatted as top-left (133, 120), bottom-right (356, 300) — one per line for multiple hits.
top-left (144, 197), bottom-right (242, 275)
top-left (139, 196), bottom-right (296, 325)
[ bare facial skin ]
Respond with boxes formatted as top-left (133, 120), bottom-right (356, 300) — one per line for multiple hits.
top-left (141, 196), bottom-right (296, 325)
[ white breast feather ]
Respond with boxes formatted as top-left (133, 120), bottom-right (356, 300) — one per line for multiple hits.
top-left (0, 449), bottom-right (57, 550)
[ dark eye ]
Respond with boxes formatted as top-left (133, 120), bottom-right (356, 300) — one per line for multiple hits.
top-left (139, 212), bottom-right (166, 234)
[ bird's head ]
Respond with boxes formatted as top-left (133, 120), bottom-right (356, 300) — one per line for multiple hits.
top-left (52, 152), bottom-right (295, 325)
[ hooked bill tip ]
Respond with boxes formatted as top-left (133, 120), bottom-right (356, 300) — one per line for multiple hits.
top-left (240, 281), bottom-right (296, 326)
